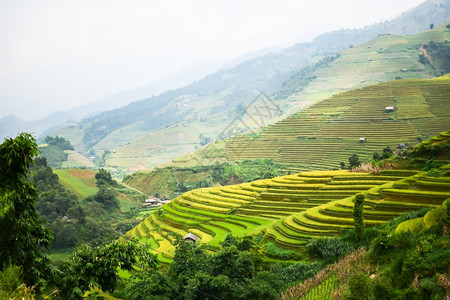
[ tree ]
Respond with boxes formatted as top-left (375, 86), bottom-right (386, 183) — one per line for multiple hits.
top-left (372, 152), bottom-right (381, 161)
top-left (94, 185), bottom-right (119, 209)
top-left (340, 162), bottom-right (346, 170)
top-left (0, 133), bottom-right (53, 287)
top-left (353, 194), bottom-right (365, 242)
top-left (197, 179), bottom-right (212, 188)
top-left (348, 154), bottom-right (361, 168)
top-left (56, 239), bottom-right (157, 299)
top-left (430, 23), bottom-right (434, 29)
top-left (124, 271), bottom-right (177, 300)
top-left (44, 136), bottom-right (74, 150)
top-left (381, 147), bottom-right (394, 159)
top-left (168, 238), bottom-right (208, 287)
top-left (95, 168), bottom-right (116, 186)
top-left (243, 271), bottom-right (285, 300)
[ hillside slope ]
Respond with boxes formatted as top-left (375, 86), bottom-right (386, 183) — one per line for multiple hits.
top-left (125, 130), bottom-right (450, 262)
top-left (173, 71), bottom-right (450, 176)
top-left (52, 4), bottom-right (450, 172)
top-left (114, 24), bottom-right (450, 174)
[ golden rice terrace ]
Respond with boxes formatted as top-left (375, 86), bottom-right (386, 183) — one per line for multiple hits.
top-left (126, 130), bottom-right (450, 263)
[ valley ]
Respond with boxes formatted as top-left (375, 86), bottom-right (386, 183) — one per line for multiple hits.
top-left (1, 3), bottom-right (450, 298)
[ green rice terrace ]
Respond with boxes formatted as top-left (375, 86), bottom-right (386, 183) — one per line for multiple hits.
top-left (221, 75), bottom-right (450, 174)
top-left (126, 130), bottom-right (450, 263)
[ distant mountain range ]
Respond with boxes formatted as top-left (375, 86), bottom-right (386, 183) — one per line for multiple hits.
top-left (0, 46), bottom-right (281, 141)
top-left (0, 111), bottom-right (77, 141)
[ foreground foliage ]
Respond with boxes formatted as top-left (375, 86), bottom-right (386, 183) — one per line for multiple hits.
top-left (283, 199), bottom-right (450, 300)
top-left (32, 160), bottom-right (141, 250)
top-left (116, 235), bottom-right (286, 300)
top-left (0, 133), bottom-right (53, 288)
top-left (55, 240), bottom-right (156, 299)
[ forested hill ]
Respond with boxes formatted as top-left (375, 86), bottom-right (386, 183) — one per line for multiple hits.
top-left (52, 0), bottom-right (450, 161)
top-left (30, 160), bottom-right (146, 250)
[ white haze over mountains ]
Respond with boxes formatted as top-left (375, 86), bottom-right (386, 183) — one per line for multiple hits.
top-left (0, 0), bottom-right (425, 121)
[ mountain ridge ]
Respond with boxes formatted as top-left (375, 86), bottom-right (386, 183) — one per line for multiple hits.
top-left (105, 23), bottom-right (450, 174)
top-left (47, 1), bottom-right (450, 171)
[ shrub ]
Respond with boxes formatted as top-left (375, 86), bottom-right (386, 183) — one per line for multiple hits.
top-left (270, 262), bottom-right (322, 285)
top-left (348, 154), bottom-right (361, 168)
top-left (415, 277), bottom-right (446, 300)
top-left (341, 227), bottom-right (379, 249)
top-left (264, 242), bottom-right (303, 260)
top-left (0, 265), bottom-right (24, 299)
top-left (306, 237), bottom-right (355, 259)
top-left (343, 271), bottom-right (373, 300)
top-left (372, 280), bottom-right (396, 300)
top-left (370, 230), bottom-right (415, 263)
top-left (353, 194), bottom-right (365, 242)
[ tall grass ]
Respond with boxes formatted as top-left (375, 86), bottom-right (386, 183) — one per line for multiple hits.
top-left (280, 248), bottom-right (371, 300)
top-left (350, 162), bottom-right (396, 174)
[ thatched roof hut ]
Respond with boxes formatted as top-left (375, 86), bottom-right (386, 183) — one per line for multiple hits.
top-left (183, 233), bottom-right (199, 243)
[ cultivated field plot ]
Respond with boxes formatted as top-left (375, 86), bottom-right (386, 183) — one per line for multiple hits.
top-left (54, 169), bottom-right (98, 200)
top-left (225, 75), bottom-right (450, 173)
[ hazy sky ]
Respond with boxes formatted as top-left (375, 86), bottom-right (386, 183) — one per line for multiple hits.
top-left (0, 0), bottom-right (424, 120)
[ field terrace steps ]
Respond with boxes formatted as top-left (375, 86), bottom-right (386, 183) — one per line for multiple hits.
top-left (271, 170), bottom-right (447, 248)
top-left (124, 215), bottom-right (177, 262)
top-left (224, 76), bottom-right (450, 172)
top-left (127, 168), bottom-right (447, 258)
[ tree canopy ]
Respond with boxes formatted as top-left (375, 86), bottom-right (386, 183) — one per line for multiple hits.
top-left (0, 133), bottom-right (53, 286)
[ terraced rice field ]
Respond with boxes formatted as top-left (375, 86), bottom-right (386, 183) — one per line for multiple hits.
top-left (225, 76), bottom-right (450, 173)
top-left (126, 136), bottom-right (450, 260)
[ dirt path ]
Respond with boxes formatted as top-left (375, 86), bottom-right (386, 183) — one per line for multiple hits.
top-left (119, 182), bottom-right (146, 195)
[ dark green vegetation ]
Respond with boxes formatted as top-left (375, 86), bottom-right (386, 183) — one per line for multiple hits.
top-left (353, 194), bottom-right (365, 242)
top-left (56, 240), bottom-right (156, 299)
top-left (44, 136), bottom-right (74, 151)
top-left (419, 40), bottom-right (450, 75)
top-left (119, 236), bottom-right (288, 300)
top-left (31, 162), bottom-right (146, 250)
top-left (0, 134), bottom-right (155, 298)
top-left (282, 199), bottom-right (450, 299)
top-left (123, 159), bottom-right (281, 198)
top-left (0, 133), bottom-right (53, 287)
top-left (38, 136), bottom-right (74, 169)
